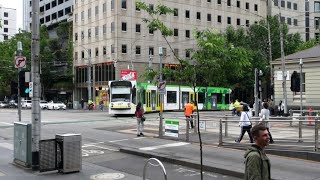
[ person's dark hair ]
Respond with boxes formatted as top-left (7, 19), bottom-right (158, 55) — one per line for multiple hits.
top-left (251, 124), bottom-right (267, 137)
top-left (263, 102), bottom-right (269, 109)
top-left (136, 102), bottom-right (142, 112)
top-left (243, 105), bottom-right (249, 111)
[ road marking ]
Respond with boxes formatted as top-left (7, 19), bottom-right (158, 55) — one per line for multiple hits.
top-left (0, 171), bottom-right (5, 176)
top-left (0, 143), bottom-right (13, 150)
top-left (109, 139), bottom-right (129, 143)
top-left (133, 137), bottom-right (147, 140)
top-left (82, 144), bottom-right (119, 152)
top-left (0, 122), bottom-right (13, 126)
top-left (139, 142), bottom-right (189, 151)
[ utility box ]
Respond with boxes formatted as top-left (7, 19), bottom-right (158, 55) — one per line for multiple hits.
top-left (56, 134), bottom-right (82, 173)
top-left (13, 122), bottom-right (32, 167)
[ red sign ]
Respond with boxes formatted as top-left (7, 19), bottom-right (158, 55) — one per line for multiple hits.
top-left (120, 70), bottom-right (137, 80)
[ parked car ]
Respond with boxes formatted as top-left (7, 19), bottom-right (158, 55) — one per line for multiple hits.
top-left (40, 100), bottom-right (49, 109)
top-left (47, 101), bottom-right (66, 110)
top-left (0, 101), bottom-right (9, 108)
top-left (21, 100), bottom-right (32, 109)
top-left (8, 100), bottom-right (18, 108)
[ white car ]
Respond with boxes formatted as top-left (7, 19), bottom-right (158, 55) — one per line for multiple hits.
top-left (21, 100), bottom-right (32, 109)
top-left (47, 101), bottom-right (66, 110)
top-left (40, 100), bottom-right (49, 109)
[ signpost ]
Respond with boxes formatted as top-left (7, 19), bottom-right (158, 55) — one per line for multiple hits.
top-left (29, 82), bottom-right (33, 98)
top-left (157, 81), bottom-right (166, 95)
top-left (164, 120), bottom-right (179, 138)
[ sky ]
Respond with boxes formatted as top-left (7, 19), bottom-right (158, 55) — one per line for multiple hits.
top-left (0, 0), bottom-right (23, 31)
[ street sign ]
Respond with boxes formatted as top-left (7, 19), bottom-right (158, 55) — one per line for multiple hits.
top-left (164, 120), bottom-right (179, 137)
top-left (15, 56), bottom-right (27, 68)
top-left (157, 81), bottom-right (166, 94)
top-left (29, 82), bottom-right (33, 97)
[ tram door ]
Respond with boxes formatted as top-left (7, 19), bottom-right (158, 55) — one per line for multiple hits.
top-left (146, 90), bottom-right (151, 112)
top-left (181, 92), bottom-right (189, 108)
top-left (210, 94), bottom-right (217, 110)
top-left (151, 90), bottom-right (156, 110)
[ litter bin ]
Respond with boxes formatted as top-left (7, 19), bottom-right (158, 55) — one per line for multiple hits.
top-left (56, 134), bottom-right (82, 173)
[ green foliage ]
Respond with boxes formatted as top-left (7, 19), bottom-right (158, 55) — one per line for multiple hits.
top-left (296, 39), bottom-right (319, 51)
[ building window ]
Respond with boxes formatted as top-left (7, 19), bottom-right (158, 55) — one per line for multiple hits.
top-left (111, 22), bottom-right (115, 32)
top-left (46, 3), bottom-right (50, 10)
top-left (207, 0), bottom-right (211, 2)
top-left (111, 0), bottom-right (114, 10)
top-left (81, 51), bottom-right (85, 59)
top-left (174, 8), bottom-right (178, 17)
top-left (186, 30), bottom-right (190, 38)
top-left (237, 18), bottom-right (240, 25)
top-left (95, 6), bottom-right (99, 16)
top-left (274, 0), bottom-right (278, 6)
top-left (227, 17), bottom-right (231, 24)
top-left (136, 46), bottom-right (141, 55)
top-left (75, 52), bottom-right (78, 61)
top-left (95, 48), bottom-right (99, 57)
top-left (206, 13), bottom-right (211, 22)
top-left (103, 46), bottom-right (107, 55)
top-left (103, 24), bottom-right (106, 34)
top-left (103, 3), bottom-right (106, 13)
top-left (40, 18), bottom-right (44, 24)
top-left (58, 10), bottom-right (64, 17)
top-left (136, 24), bottom-right (141, 33)
top-left (111, 45), bottom-right (115, 54)
top-left (246, 20), bottom-right (250, 27)
top-left (227, 0), bottom-right (231, 6)
top-left (186, 50), bottom-right (190, 58)
top-left (121, 0), bottom-right (127, 9)
top-left (81, 31), bottom-right (84, 39)
top-left (149, 47), bottom-right (154, 55)
top-left (254, 4), bottom-right (258, 11)
top-left (217, 15), bottom-right (222, 23)
top-left (293, 3), bottom-right (297, 10)
top-left (281, 16), bottom-right (285, 23)
top-left (4, 20), bottom-right (8, 25)
top-left (95, 26), bottom-right (99, 36)
top-left (174, 49), bottom-right (179, 56)
top-left (122, 44), bottom-right (127, 54)
top-left (186, 10), bottom-right (190, 19)
top-left (197, 12), bottom-right (201, 20)
top-left (88, 49), bottom-right (92, 58)
top-left (281, 0), bottom-right (285, 8)
top-left (74, 32), bottom-right (78, 41)
top-left (315, 18), bottom-right (320, 29)
top-left (287, 2), bottom-right (291, 9)
top-left (88, 29), bottom-right (91, 38)
top-left (4, 28), bottom-right (8, 32)
top-left (237, 1), bottom-right (240, 8)
top-left (122, 22), bottom-right (127, 32)
top-left (287, 18), bottom-right (292, 25)
top-left (174, 28), bottom-right (178, 37)
top-left (294, 19), bottom-right (298, 26)
top-left (45, 15), bottom-right (50, 22)
top-left (136, 4), bottom-right (140, 11)
top-left (149, 28), bottom-right (154, 35)
top-left (65, 7), bottom-right (71, 15)
top-left (58, 0), bottom-right (63, 5)
top-left (315, 2), bottom-right (320, 12)
top-left (88, 8), bottom-right (91, 18)
top-left (246, 2), bottom-right (249, 10)
top-left (149, 4), bottom-right (154, 10)
top-left (81, 11), bottom-right (84, 20)
top-left (217, 0), bottom-right (221, 5)
top-left (75, 13), bottom-right (78, 22)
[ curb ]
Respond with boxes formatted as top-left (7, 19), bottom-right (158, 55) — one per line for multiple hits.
top-left (120, 147), bottom-right (244, 179)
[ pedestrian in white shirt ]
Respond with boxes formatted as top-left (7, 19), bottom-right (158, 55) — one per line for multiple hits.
top-left (235, 105), bottom-right (253, 143)
top-left (260, 102), bottom-right (274, 143)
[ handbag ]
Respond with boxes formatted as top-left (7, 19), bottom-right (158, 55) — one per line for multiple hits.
top-left (141, 116), bottom-right (146, 122)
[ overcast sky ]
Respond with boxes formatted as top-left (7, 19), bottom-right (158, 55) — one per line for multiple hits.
top-left (0, 0), bottom-right (23, 31)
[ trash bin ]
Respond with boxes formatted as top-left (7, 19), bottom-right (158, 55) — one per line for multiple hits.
top-left (56, 134), bottom-right (82, 173)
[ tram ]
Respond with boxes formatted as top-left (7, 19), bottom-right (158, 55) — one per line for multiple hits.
top-left (108, 80), bottom-right (231, 115)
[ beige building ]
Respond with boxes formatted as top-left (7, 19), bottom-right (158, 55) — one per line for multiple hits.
top-left (73, 0), bottom-right (269, 102)
top-left (272, 46), bottom-right (320, 109)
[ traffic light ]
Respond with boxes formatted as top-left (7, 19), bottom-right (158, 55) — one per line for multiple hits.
top-left (255, 69), bottom-right (263, 93)
top-left (290, 71), bottom-right (300, 92)
top-left (10, 81), bottom-right (18, 95)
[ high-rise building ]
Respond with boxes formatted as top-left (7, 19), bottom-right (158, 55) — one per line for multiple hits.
top-left (0, 4), bottom-right (17, 41)
top-left (23, 0), bottom-right (73, 32)
top-left (72, 0), bottom-right (269, 102)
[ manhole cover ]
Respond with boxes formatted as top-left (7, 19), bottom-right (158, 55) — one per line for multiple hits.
top-left (90, 173), bottom-right (125, 180)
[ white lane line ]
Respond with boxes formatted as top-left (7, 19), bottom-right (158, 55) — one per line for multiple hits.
top-left (0, 143), bottom-right (13, 150)
top-left (133, 137), bottom-right (147, 140)
top-left (109, 139), bottom-right (129, 143)
top-left (139, 142), bottom-right (190, 151)
top-left (82, 144), bottom-right (119, 152)
top-left (0, 122), bottom-right (13, 126)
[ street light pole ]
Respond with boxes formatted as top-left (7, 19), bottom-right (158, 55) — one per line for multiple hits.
top-left (17, 41), bottom-right (22, 122)
top-left (299, 59), bottom-right (303, 116)
top-left (87, 51), bottom-right (92, 101)
top-left (267, 20), bottom-right (274, 100)
top-left (31, 0), bottom-right (41, 170)
top-left (159, 47), bottom-right (163, 138)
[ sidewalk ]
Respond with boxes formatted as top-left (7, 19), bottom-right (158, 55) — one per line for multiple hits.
top-left (107, 136), bottom-right (320, 180)
top-left (0, 142), bottom-right (140, 180)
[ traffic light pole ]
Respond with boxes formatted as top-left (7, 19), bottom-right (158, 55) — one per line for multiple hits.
top-left (254, 68), bottom-right (259, 117)
top-left (17, 42), bottom-right (22, 122)
top-left (159, 47), bottom-right (163, 137)
top-left (299, 59), bottom-right (303, 117)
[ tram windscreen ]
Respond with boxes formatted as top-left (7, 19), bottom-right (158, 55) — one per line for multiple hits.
top-left (111, 86), bottom-right (131, 102)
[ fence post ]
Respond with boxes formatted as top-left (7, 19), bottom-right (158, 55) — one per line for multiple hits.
top-left (298, 115), bottom-right (303, 142)
top-left (289, 109), bottom-right (293, 127)
top-left (315, 118), bottom-right (319, 152)
top-left (186, 118), bottom-right (190, 142)
top-left (219, 119), bottom-right (223, 146)
top-left (224, 116), bottom-right (228, 137)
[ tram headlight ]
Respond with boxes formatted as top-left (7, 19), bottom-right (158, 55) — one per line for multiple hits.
top-left (111, 103), bottom-right (114, 108)
top-left (127, 103), bottom-right (131, 108)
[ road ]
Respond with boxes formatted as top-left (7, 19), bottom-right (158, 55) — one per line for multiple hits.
top-left (0, 109), bottom-right (240, 179)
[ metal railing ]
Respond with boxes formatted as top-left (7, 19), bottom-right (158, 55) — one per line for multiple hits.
top-left (143, 158), bottom-right (167, 180)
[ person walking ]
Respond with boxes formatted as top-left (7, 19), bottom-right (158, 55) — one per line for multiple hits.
top-left (184, 101), bottom-right (194, 128)
top-left (135, 102), bottom-right (144, 137)
top-left (235, 105), bottom-right (253, 143)
top-left (99, 100), bottom-right (104, 111)
top-left (260, 102), bottom-right (274, 144)
top-left (278, 100), bottom-right (284, 116)
top-left (80, 98), bottom-right (84, 109)
top-left (244, 124), bottom-right (271, 180)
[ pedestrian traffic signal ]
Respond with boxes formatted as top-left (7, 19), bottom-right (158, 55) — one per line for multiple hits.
top-left (290, 71), bottom-right (300, 92)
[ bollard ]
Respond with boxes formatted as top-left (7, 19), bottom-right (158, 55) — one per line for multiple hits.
top-left (298, 116), bottom-right (303, 143)
top-left (186, 117), bottom-right (190, 142)
top-left (219, 119), bottom-right (223, 146)
top-left (315, 118), bottom-right (319, 152)
top-left (224, 116), bottom-right (228, 137)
